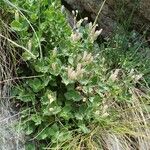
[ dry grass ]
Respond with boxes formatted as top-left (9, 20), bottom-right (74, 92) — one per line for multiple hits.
top-left (101, 87), bottom-right (150, 150)
top-left (0, 18), bottom-right (25, 150)
top-left (44, 86), bottom-right (150, 150)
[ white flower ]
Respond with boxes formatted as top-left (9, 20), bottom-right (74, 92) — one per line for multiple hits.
top-left (83, 98), bottom-right (86, 102)
top-left (134, 74), bottom-right (143, 83)
top-left (28, 40), bottom-right (32, 51)
top-left (71, 32), bottom-right (82, 42)
top-left (85, 53), bottom-right (92, 61)
top-left (76, 63), bottom-right (82, 72)
top-left (76, 19), bottom-right (84, 28)
top-left (95, 110), bottom-right (100, 115)
top-left (49, 108), bottom-right (54, 111)
top-left (84, 17), bottom-right (88, 21)
top-left (15, 10), bottom-right (19, 21)
top-left (93, 29), bottom-right (103, 40)
top-left (82, 51), bottom-right (94, 64)
top-left (102, 112), bottom-right (109, 117)
top-left (48, 94), bottom-right (55, 104)
top-left (82, 51), bottom-right (88, 61)
top-left (109, 69), bottom-right (121, 81)
top-left (51, 63), bottom-right (56, 70)
top-left (69, 70), bottom-right (76, 80)
top-left (61, 5), bottom-right (65, 13)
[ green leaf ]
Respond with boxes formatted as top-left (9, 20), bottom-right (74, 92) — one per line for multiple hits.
top-left (28, 78), bottom-right (46, 93)
top-left (56, 131), bottom-right (72, 142)
top-left (25, 143), bottom-right (36, 150)
top-left (11, 86), bottom-right (23, 96)
top-left (37, 130), bottom-right (48, 140)
top-left (50, 106), bottom-right (62, 115)
top-left (42, 76), bottom-right (51, 87)
top-left (22, 51), bottom-right (38, 61)
top-left (34, 59), bottom-right (50, 73)
top-left (48, 123), bottom-right (59, 137)
top-left (75, 113), bottom-right (83, 120)
top-left (11, 20), bottom-right (28, 31)
top-left (17, 91), bottom-right (35, 102)
top-left (65, 90), bottom-right (82, 102)
top-left (78, 123), bottom-right (90, 134)
top-left (25, 123), bottom-right (35, 135)
top-left (62, 131), bottom-right (72, 141)
top-left (41, 90), bottom-right (56, 105)
top-left (59, 106), bottom-right (72, 120)
top-left (31, 114), bottom-right (42, 125)
top-left (28, 77), bottom-right (50, 94)
top-left (30, 14), bottom-right (38, 22)
top-left (43, 105), bottom-right (61, 116)
top-left (49, 59), bottom-right (62, 76)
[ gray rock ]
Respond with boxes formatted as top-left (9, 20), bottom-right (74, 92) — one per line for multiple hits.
top-left (62, 0), bottom-right (150, 37)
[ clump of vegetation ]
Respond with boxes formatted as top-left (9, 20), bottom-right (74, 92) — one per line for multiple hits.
top-left (1, 0), bottom-right (150, 149)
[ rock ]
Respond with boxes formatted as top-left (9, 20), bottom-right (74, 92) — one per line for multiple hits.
top-left (61, 0), bottom-right (150, 37)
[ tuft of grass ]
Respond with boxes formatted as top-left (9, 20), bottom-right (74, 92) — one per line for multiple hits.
top-left (0, 13), bottom-right (25, 150)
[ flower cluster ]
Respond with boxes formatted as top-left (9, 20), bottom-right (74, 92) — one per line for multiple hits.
top-left (88, 23), bottom-right (102, 43)
top-left (70, 10), bottom-right (102, 43)
top-left (67, 51), bottom-right (94, 80)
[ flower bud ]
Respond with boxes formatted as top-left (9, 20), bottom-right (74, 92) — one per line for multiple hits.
top-left (15, 10), bottom-right (19, 21)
